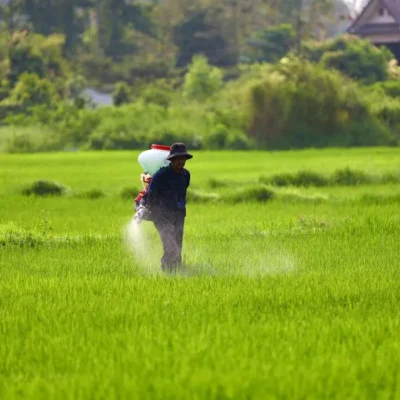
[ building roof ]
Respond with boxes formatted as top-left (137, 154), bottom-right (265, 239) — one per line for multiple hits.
top-left (348, 0), bottom-right (400, 33)
top-left (382, 0), bottom-right (400, 22)
top-left (356, 22), bottom-right (400, 35)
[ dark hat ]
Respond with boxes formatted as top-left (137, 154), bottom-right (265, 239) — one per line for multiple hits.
top-left (167, 143), bottom-right (193, 160)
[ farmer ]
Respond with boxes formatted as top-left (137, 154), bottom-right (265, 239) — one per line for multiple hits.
top-left (141, 143), bottom-right (193, 271)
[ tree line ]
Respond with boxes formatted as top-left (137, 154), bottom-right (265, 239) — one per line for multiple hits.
top-left (1, 0), bottom-right (400, 153)
top-left (0, 0), bottom-right (351, 76)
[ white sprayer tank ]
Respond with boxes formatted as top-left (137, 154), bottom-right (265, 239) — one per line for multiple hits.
top-left (138, 144), bottom-right (171, 176)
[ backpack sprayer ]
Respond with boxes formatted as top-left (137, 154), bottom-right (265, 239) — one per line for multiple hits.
top-left (133, 144), bottom-right (171, 224)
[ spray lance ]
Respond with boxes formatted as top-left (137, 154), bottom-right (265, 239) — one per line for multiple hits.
top-left (133, 144), bottom-right (171, 224)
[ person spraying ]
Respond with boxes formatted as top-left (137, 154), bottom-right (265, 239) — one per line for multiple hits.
top-left (134, 143), bottom-right (193, 271)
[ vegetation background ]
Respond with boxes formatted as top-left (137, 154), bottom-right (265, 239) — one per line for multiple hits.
top-left (0, 0), bottom-right (399, 152)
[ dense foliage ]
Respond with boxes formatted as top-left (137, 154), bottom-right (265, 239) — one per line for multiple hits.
top-left (0, 1), bottom-right (399, 152)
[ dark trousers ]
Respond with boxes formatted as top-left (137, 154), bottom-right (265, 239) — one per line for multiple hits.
top-left (153, 210), bottom-right (185, 271)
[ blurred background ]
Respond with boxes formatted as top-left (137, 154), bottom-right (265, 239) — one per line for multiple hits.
top-left (0, 0), bottom-right (399, 153)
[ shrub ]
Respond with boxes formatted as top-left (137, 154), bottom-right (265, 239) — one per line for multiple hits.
top-left (261, 171), bottom-right (329, 187)
top-left (7, 73), bottom-right (57, 108)
top-left (246, 24), bottom-right (295, 63)
top-left (137, 79), bottom-right (176, 107)
top-left (238, 58), bottom-right (390, 149)
top-left (388, 59), bottom-right (400, 80)
top-left (303, 35), bottom-right (393, 84)
top-left (187, 190), bottom-right (219, 203)
top-left (370, 80), bottom-right (400, 98)
top-left (0, 79), bottom-right (11, 102)
top-left (0, 104), bottom-right (26, 122)
top-left (0, 125), bottom-right (62, 153)
top-left (86, 101), bottom-right (219, 150)
top-left (87, 129), bottom-right (144, 150)
top-left (120, 186), bottom-right (140, 200)
top-left (291, 171), bottom-right (329, 187)
top-left (183, 55), bottom-right (223, 101)
top-left (225, 132), bottom-right (252, 150)
top-left (261, 173), bottom-right (295, 187)
top-left (55, 106), bottom-right (103, 147)
top-left (368, 97), bottom-right (400, 142)
top-left (261, 167), bottom-right (398, 187)
top-left (203, 124), bottom-right (230, 149)
top-left (262, 168), bottom-right (400, 187)
top-left (226, 186), bottom-right (275, 203)
top-left (0, 223), bottom-right (44, 248)
top-left (331, 167), bottom-right (372, 186)
top-left (381, 172), bottom-right (400, 184)
top-left (113, 82), bottom-right (131, 106)
top-left (3, 103), bottom-right (102, 150)
top-left (66, 75), bottom-right (87, 98)
top-left (147, 121), bottom-right (204, 150)
top-left (22, 180), bottom-right (68, 196)
top-left (208, 178), bottom-right (231, 189)
top-left (6, 32), bottom-right (69, 86)
top-left (76, 189), bottom-right (106, 199)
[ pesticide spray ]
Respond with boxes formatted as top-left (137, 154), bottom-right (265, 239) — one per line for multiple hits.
top-left (124, 144), bottom-right (171, 273)
top-left (123, 144), bottom-right (296, 277)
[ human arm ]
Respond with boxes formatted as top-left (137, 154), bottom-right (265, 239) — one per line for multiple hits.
top-left (177, 170), bottom-right (190, 209)
top-left (186, 170), bottom-right (190, 188)
top-left (134, 169), bottom-right (165, 223)
top-left (142, 169), bottom-right (165, 208)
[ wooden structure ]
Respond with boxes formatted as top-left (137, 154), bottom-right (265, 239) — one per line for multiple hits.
top-left (347, 0), bottom-right (400, 59)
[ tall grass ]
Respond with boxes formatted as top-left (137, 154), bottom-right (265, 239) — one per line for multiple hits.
top-left (260, 167), bottom-right (400, 187)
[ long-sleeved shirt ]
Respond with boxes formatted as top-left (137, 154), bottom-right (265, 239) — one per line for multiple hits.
top-left (141, 165), bottom-right (190, 215)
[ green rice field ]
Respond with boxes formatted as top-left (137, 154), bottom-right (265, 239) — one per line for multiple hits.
top-left (1, 148), bottom-right (400, 399)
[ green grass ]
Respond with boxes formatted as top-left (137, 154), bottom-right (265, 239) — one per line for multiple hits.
top-left (1, 147), bottom-right (400, 193)
top-left (1, 148), bottom-right (400, 399)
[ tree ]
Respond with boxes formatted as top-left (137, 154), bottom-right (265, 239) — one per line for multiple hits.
top-left (269, 0), bottom-right (336, 53)
top-left (113, 81), bottom-right (131, 105)
top-left (8, 72), bottom-right (56, 108)
top-left (246, 24), bottom-right (295, 63)
top-left (183, 55), bottom-right (222, 100)
top-left (7, 31), bottom-right (45, 85)
top-left (0, 0), bottom-right (30, 31)
top-left (303, 35), bottom-right (394, 83)
top-left (207, 0), bottom-right (274, 65)
top-left (173, 11), bottom-right (230, 67)
top-left (6, 31), bottom-right (68, 86)
top-left (244, 58), bottom-right (390, 148)
top-left (0, 0), bottom-right (92, 54)
top-left (92, 0), bottom-right (154, 61)
top-left (158, 0), bottom-right (275, 67)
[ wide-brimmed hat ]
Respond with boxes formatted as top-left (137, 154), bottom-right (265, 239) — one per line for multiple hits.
top-left (167, 143), bottom-right (193, 160)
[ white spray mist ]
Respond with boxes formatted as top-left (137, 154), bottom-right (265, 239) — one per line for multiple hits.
top-left (124, 217), bottom-right (161, 275)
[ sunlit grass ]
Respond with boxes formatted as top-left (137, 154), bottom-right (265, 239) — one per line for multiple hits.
top-left (1, 148), bottom-right (400, 399)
